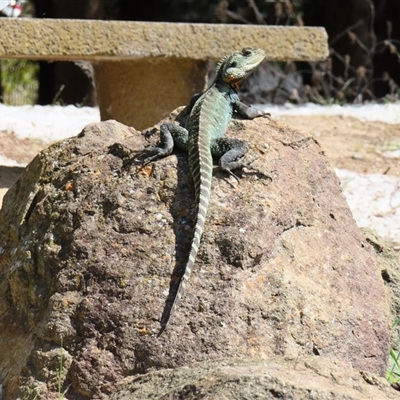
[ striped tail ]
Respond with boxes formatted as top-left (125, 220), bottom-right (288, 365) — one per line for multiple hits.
top-left (159, 134), bottom-right (213, 332)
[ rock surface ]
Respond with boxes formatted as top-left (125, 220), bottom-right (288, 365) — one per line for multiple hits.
top-left (362, 228), bottom-right (400, 351)
top-left (0, 110), bottom-right (395, 399)
top-left (110, 357), bottom-right (399, 400)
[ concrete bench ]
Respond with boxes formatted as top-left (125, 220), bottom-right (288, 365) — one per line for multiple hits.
top-left (0, 18), bottom-right (328, 129)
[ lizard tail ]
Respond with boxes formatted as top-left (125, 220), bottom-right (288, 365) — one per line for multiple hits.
top-left (159, 146), bottom-right (213, 333)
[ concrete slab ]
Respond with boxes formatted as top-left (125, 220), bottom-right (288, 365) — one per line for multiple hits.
top-left (0, 19), bottom-right (329, 129)
top-left (0, 19), bottom-right (328, 62)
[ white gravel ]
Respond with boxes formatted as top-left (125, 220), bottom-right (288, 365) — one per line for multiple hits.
top-left (335, 169), bottom-right (400, 245)
top-left (0, 102), bottom-right (399, 245)
top-left (260, 101), bottom-right (400, 125)
top-left (0, 104), bottom-right (100, 143)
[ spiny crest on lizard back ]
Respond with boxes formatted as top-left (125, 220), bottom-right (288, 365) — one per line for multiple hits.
top-left (216, 47), bottom-right (265, 89)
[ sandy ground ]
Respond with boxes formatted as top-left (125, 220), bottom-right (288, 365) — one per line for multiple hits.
top-left (279, 114), bottom-right (400, 176)
top-left (0, 129), bottom-right (48, 204)
top-left (0, 112), bottom-right (399, 250)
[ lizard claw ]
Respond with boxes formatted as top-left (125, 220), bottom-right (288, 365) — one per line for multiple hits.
top-left (226, 170), bottom-right (240, 182)
top-left (128, 147), bottom-right (170, 166)
top-left (120, 148), bottom-right (158, 171)
top-left (243, 165), bottom-right (273, 181)
top-left (139, 147), bottom-right (166, 163)
top-left (239, 157), bottom-right (273, 181)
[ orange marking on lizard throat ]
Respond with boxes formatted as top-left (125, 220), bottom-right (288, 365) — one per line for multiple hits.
top-left (226, 77), bottom-right (245, 91)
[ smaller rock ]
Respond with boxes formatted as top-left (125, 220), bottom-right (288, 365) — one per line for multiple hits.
top-left (110, 357), bottom-right (400, 400)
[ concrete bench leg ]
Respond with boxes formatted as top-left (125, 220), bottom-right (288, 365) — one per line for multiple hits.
top-left (94, 58), bottom-right (208, 130)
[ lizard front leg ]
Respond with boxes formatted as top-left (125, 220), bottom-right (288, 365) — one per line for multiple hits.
top-left (234, 101), bottom-right (271, 120)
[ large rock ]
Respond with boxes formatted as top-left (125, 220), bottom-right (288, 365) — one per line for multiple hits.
top-left (0, 109), bottom-right (395, 399)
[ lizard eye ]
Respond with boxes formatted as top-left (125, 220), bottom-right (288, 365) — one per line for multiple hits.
top-left (242, 48), bottom-right (252, 56)
top-left (229, 61), bottom-right (237, 68)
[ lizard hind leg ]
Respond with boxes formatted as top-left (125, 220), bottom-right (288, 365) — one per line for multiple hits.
top-left (212, 137), bottom-right (249, 180)
top-left (140, 122), bottom-right (189, 164)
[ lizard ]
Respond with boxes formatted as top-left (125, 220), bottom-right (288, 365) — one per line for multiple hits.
top-left (140, 47), bottom-right (270, 334)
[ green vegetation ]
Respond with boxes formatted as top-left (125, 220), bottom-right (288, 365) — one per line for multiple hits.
top-left (387, 317), bottom-right (400, 383)
top-left (0, 59), bottom-right (38, 105)
top-left (58, 338), bottom-right (65, 400)
top-left (377, 141), bottom-right (400, 152)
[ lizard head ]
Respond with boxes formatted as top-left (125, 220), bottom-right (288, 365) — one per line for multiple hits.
top-left (216, 47), bottom-right (265, 91)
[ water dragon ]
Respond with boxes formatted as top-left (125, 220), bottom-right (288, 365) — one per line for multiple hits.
top-left (141, 47), bottom-right (270, 334)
